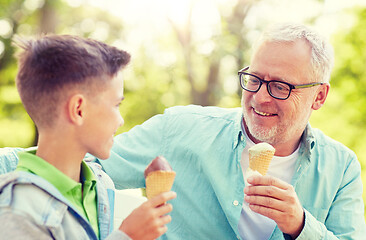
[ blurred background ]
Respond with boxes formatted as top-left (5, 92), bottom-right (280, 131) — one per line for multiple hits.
top-left (1, 0), bottom-right (366, 215)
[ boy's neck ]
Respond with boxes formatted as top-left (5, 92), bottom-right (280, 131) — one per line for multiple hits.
top-left (36, 132), bottom-right (86, 182)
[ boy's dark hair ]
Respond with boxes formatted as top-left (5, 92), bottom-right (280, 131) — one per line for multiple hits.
top-left (14, 35), bottom-right (130, 128)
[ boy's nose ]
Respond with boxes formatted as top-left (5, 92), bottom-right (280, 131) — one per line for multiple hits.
top-left (119, 115), bottom-right (124, 128)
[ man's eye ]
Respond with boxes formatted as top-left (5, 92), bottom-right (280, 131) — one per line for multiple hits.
top-left (272, 82), bottom-right (289, 92)
top-left (248, 77), bottom-right (259, 84)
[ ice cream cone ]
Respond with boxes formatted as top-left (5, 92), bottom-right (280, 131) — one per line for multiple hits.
top-left (145, 170), bottom-right (176, 199)
top-left (248, 142), bottom-right (275, 175)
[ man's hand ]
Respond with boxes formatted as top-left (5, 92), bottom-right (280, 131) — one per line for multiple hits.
top-left (120, 191), bottom-right (177, 240)
top-left (244, 175), bottom-right (304, 239)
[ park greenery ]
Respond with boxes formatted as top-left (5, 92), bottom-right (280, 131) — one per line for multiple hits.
top-left (1, 0), bottom-right (366, 216)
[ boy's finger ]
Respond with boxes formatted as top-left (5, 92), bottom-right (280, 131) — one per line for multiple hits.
top-left (159, 214), bottom-right (172, 225)
top-left (150, 191), bottom-right (177, 207)
top-left (156, 203), bottom-right (173, 216)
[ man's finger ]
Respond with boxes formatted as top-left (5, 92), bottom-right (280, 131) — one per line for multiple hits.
top-left (244, 185), bottom-right (286, 199)
top-left (248, 203), bottom-right (285, 220)
top-left (245, 194), bottom-right (287, 212)
top-left (247, 175), bottom-right (289, 189)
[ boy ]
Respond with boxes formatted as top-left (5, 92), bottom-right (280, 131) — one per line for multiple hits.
top-left (0, 35), bottom-right (176, 240)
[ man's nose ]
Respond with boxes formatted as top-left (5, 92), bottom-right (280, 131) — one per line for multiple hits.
top-left (253, 82), bottom-right (272, 102)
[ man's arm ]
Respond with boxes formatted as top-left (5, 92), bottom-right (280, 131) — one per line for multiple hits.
top-left (98, 113), bottom-right (167, 190)
top-left (297, 155), bottom-right (366, 239)
top-left (245, 155), bottom-right (366, 239)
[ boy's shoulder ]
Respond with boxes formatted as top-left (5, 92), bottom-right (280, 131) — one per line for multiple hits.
top-left (0, 171), bottom-right (68, 225)
top-left (0, 171), bottom-right (64, 203)
top-left (0, 171), bottom-right (99, 239)
top-left (85, 160), bottom-right (115, 190)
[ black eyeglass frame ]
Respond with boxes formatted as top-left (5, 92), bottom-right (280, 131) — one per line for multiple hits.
top-left (238, 66), bottom-right (325, 100)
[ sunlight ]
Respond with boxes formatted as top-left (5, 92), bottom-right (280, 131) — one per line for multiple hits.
top-left (0, 41), bottom-right (4, 58)
top-left (0, 19), bottom-right (13, 38)
top-left (74, 0), bottom-right (366, 52)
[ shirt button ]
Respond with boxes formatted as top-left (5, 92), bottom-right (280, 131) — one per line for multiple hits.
top-left (233, 200), bottom-right (239, 206)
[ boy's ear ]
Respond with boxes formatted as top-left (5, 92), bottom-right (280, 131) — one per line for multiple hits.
top-left (68, 94), bottom-right (86, 125)
top-left (312, 83), bottom-right (330, 110)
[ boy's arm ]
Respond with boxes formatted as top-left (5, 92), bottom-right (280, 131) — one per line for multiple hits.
top-left (0, 211), bottom-right (52, 240)
top-left (106, 230), bottom-right (132, 240)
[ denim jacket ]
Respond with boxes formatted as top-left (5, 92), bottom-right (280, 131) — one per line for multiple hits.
top-left (0, 159), bottom-right (130, 240)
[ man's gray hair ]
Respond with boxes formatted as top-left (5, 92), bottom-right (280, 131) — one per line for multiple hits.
top-left (253, 22), bottom-right (334, 83)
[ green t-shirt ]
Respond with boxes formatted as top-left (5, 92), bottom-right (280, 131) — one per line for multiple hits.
top-left (16, 150), bottom-right (99, 238)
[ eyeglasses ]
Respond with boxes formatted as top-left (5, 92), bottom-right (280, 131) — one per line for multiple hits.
top-left (238, 66), bottom-right (324, 100)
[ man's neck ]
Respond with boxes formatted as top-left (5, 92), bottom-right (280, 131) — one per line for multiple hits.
top-left (36, 132), bottom-right (86, 182)
top-left (242, 120), bottom-right (301, 157)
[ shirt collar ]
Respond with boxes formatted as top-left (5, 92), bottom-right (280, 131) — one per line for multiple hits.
top-left (16, 150), bottom-right (96, 194)
top-left (80, 160), bottom-right (97, 186)
top-left (299, 123), bottom-right (316, 159)
top-left (233, 109), bottom-right (244, 149)
top-left (237, 115), bottom-right (315, 159)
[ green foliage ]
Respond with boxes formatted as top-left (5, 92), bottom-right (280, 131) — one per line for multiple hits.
top-left (0, 0), bottom-right (130, 146)
top-left (310, 7), bottom-right (366, 209)
top-left (0, 0), bottom-right (365, 219)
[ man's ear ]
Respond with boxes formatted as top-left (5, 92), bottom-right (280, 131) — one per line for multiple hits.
top-left (312, 83), bottom-right (330, 110)
top-left (67, 94), bottom-right (86, 125)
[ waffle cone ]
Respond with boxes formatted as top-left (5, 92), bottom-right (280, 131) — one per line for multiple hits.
top-left (145, 171), bottom-right (176, 199)
top-left (249, 143), bottom-right (275, 175)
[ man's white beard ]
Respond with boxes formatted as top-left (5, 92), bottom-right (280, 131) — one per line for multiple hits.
top-left (246, 120), bottom-right (280, 144)
top-left (242, 106), bottom-right (288, 145)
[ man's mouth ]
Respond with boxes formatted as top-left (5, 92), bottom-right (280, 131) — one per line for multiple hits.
top-left (253, 108), bottom-right (276, 116)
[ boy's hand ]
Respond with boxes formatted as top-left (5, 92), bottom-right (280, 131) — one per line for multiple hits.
top-left (119, 191), bottom-right (177, 240)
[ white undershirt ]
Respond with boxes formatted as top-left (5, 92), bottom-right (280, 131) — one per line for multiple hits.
top-left (238, 126), bottom-right (299, 240)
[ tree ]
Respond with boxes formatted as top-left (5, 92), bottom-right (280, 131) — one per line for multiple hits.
top-left (309, 7), bottom-right (366, 213)
top-left (0, 0), bottom-right (128, 147)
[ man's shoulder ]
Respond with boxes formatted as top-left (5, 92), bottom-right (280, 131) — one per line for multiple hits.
top-left (164, 104), bottom-right (241, 120)
top-left (0, 148), bottom-right (23, 174)
top-left (0, 147), bottom-right (37, 174)
top-left (310, 127), bottom-right (358, 164)
top-left (312, 128), bottom-right (354, 152)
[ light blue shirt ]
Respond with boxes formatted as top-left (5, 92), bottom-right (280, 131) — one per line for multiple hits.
top-left (100, 105), bottom-right (365, 239)
top-left (1, 105), bottom-right (365, 239)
